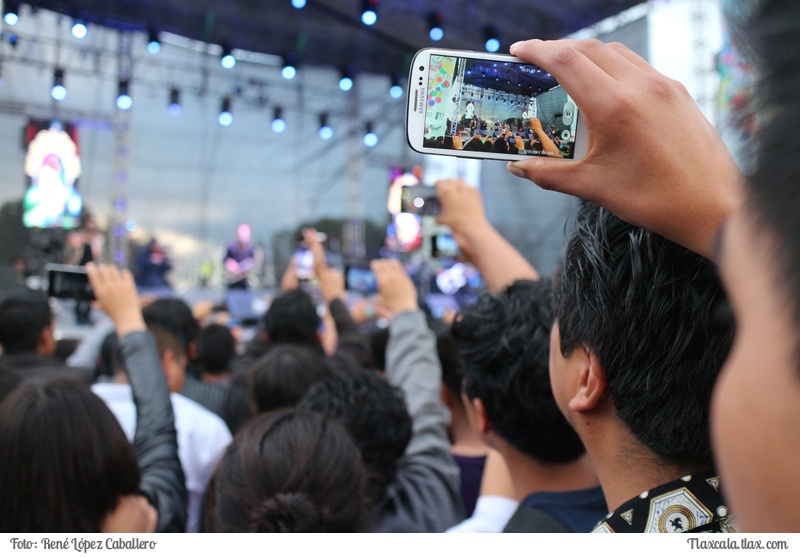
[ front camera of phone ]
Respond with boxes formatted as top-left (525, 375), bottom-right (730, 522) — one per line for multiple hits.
top-left (419, 66), bottom-right (424, 71)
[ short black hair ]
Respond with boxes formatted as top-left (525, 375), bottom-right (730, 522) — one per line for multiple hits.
top-left (97, 332), bottom-right (122, 379)
top-left (436, 329), bottom-right (464, 400)
top-left (451, 279), bottom-right (585, 463)
top-left (197, 324), bottom-right (236, 374)
top-left (299, 372), bottom-right (412, 503)
top-left (221, 372), bottom-right (253, 436)
top-left (0, 290), bottom-right (52, 354)
top-left (142, 297), bottom-right (199, 358)
top-left (554, 203), bottom-right (734, 467)
top-left (206, 409), bottom-right (366, 533)
top-left (262, 289), bottom-right (320, 346)
top-left (249, 343), bottom-right (333, 414)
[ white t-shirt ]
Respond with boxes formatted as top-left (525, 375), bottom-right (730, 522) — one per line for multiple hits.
top-left (92, 383), bottom-right (232, 533)
top-left (445, 495), bottom-right (519, 533)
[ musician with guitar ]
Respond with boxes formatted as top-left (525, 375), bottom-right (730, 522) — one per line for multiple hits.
top-left (224, 223), bottom-right (257, 290)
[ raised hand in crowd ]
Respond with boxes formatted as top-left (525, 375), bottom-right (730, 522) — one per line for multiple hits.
top-left (86, 262), bottom-right (188, 533)
top-left (527, 117), bottom-right (561, 158)
top-left (370, 258), bottom-right (418, 319)
top-left (318, 265), bottom-right (346, 304)
top-left (435, 178), bottom-right (538, 292)
top-left (86, 263), bottom-right (146, 337)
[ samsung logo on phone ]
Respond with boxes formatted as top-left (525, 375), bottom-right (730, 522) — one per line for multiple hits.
top-left (416, 87), bottom-right (425, 113)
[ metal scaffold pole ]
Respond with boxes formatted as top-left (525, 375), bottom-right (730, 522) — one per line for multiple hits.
top-left (111, 31), bottom-right (132, 267)
top-left (344, 88), bottom-right (365, 261)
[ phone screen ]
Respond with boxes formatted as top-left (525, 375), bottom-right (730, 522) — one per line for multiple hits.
top-left (294, 247), bottom-right (314, 280)
top-left (400, 185), bottom-right (440, 216)
top-left (432, 233), bottom-right (460, 259)
top-left (345, 265), bottom-right (378, 293)
top-left (429, 261), bottom-right (484, 297)
top-left (46, 265), bottom-right (94, 300)
top-left (416, 52), bottom-right (580, 159)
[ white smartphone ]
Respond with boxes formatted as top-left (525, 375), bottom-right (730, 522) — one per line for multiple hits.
top-left (406, 48), bottom-right (587, 162)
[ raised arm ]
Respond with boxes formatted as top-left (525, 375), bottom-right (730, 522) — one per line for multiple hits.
top-left (435, 178), bottom-right (539, 292)
top-left (373, 259), bottom-right (464, 531)
top-left (528, 117), bottom-right (562, 157)
top-left (87, 263), bottom-right (187, 533)
top-left (506, 39), bottom-right (743, 261)
top-left (279, 256), bottom-right (299, 292)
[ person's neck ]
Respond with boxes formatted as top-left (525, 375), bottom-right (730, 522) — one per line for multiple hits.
top-left (200, 371), bottom-right (230, 384)
top-left (494, 438), bottom-right (600, 501)
top-left (577, 412), bottom-right (711, 512)
top-left (449, 406), bottom-right (489, 458)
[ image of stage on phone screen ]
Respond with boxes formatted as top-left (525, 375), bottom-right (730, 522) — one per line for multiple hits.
top-left (423, 55), bottom-right (579, 158)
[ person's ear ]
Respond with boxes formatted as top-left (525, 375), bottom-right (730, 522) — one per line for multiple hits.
top-left (440, 383), bottom-right (454, 407)
top-left (160, 349), bottom-right (186, 393)
top-left (460, 392), bottom-right (480, 432)
top-left (470, 397), bottom-right (492, 435)
top-left (568, 349), bottom-right (608, 413)
top-left (37, 323), bottom-right (56, 356)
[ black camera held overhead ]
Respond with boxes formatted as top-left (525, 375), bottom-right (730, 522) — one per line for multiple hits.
top-left (399, 185), bottom-right (440, 216)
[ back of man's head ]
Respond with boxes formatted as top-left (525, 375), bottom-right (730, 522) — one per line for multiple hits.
top-left (451, 279), bottom-right (585, 463)
top-left (250, 343), bottom-right (333, 414)
top-left (263, 289), bottom-right (319, 346)
top-left (299, 372), bottom-right (412, 503)
top-left (554, 203), bottom-right (734, 468)
top-left (0, 290), bottom-right (53, 355)
top-left (197, 324), bottom-right (236, 375)
top-left (142, 297), bottom-right (198, 359)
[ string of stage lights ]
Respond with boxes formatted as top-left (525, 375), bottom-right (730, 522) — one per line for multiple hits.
top-left (0, 1), bottom-right (428, 148)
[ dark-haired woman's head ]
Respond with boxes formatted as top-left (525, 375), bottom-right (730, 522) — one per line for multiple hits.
top-left (0, 377), bottom-right (140, 532)
top-left (206, 409), bottom-right (366, 532)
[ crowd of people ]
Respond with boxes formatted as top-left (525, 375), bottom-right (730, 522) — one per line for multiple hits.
top-left (423, 117), bottom-right (568, 157)
top-left (1, 0), bottom-right (799, 535)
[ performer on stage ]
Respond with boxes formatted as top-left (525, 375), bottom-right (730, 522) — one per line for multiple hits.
top-left (224, 223), bottom-right (256, 290)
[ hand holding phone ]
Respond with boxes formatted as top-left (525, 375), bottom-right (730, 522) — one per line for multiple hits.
top-left (506, 39), bottom-right (740, 260)
top-left (317, 266), bottom-right (346, 302)
top-left (434, 179), bottom-right (488, 235)
top-left (85, 263), bottom-right (146, 337)
top-left (371, 259), bottom-right (417, 319)
top-left (294, 247), bottom-right (315, 280)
